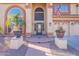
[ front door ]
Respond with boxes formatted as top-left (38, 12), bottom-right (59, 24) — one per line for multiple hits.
top-left (35, 23), bottom-right (43, 35)
top-left (34, 7), bottom-right (45, 35)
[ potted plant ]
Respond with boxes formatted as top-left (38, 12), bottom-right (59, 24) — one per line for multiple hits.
top-left (11, 14), bottom-right (25, 38)
top-left (0, 25), bottom-right (3, 35)
top-left (55, 26), bottom-right (65, 38)
top-left (55, 26), bottom-right (67, 49)
top-left (6, 13), bottom-right (26, 38)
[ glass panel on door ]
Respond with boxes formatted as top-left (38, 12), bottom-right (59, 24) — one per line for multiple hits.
top-left (36, 23), bottom-right (43, 35)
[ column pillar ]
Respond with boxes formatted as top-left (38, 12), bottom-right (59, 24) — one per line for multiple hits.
top-left (46, 4), bottom-right (54, 37)
top-left (26, 4), bottom-right (32, 37)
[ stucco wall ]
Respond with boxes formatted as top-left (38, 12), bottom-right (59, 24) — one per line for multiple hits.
top-left (70, 23), bottom-right (79, 36)
top-left (70, 4), bottom-right (77, 15)
top-left (47, 8), bottom-right (53, 36)
top-left (0, 3), bottom-right (79, 36)
top-left (26, 8), bottom-right (32, 35)
top-left (53, 17), bottom-right (79, 36)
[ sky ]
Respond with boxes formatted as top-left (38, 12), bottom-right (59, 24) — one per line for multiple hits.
top-left (8, 7), bottom-right (24, 16)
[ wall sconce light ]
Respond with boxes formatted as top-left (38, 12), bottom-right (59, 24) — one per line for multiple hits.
top-left (49, 22), bottom-right (52, 26)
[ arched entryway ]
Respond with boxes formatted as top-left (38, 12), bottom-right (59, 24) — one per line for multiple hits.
top-left (34, 7), bottom-right (44, 35)
top-left (5, 6), bottom-right (26, 35)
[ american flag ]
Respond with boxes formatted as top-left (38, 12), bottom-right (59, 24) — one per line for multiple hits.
top-left (57, 10), bottom-right (61, 16)
top-left (56, 4), bottom-right (61, 16)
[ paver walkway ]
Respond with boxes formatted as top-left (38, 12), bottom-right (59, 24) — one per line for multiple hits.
top-left (25, 36), bottom-right (75, 56)
top-left (0, 36), bottom-right (78, 56)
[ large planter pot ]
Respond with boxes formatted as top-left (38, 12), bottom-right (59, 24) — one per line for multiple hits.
top-left (56, 31), bottom-right (65, 38)
top-left (55, 27), bottom-right (65, 38)
top-left (55, 38), bottom-right (67, 49)
top-left (9, 36), bottom-right (24, 49)
top-left (14, 31), bottom-right (22, 38)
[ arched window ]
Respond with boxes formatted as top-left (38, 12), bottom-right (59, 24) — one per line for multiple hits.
top-left (6, 7), bottom-right (25, 34)
top-left (8, 7), bottom-right (24, 18)
top-left (35, 8), bottom-right (44, 21)
top-left (35, 8), bottom-right (44, 12)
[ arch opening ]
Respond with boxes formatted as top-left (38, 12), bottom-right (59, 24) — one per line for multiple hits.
top-left (5, 6), bottom-right (26, 35)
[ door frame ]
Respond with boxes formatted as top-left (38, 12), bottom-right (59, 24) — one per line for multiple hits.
top-left (32, 4), bottom-right (46, 35)
top-left (35, 23), bottom-right (44, 35)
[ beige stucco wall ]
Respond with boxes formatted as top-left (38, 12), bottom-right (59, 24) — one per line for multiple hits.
top-left (77, 7), bottom-right (79, 14)
top-left (53, 3), bottom-right (79, 36)
top-left (53, 21), bottom-right (79, 36)
top-left (70, 23), bottom-right (79, 36)
top-left (0, 3), bottom-right (79, 36)
top-left (70, 4), bottom-right (77, 15)
top-left (47, 7), bottom-right (54, 36)
top-left (26, 8), bottom-right (32, 35)
top-left (53, 17), bottom-right (79, 36)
